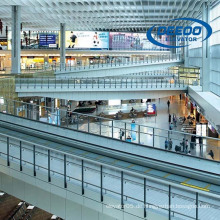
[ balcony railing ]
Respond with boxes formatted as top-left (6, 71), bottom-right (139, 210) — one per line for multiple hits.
top-left (15, 77), bottom-right (190, 90)
top-left (0, 98), bottom-right (219, 161)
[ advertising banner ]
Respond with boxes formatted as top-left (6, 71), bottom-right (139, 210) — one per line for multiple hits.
top-left (39, 34), bottom-right (56, 47)
top-left (7, 31), bottom-right (59, 50)
top-left (65, 31), bottom-right (109, 50)
top-left (0, 32), bottom-right (7, 50)
top-left (109, 32), bottom-right (171, 50)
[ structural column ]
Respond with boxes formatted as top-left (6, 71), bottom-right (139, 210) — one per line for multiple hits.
top-left (60, 23), bottom-right (66, 71)
top-left (11, 6), bottom-right (21, 74)
top-left (202, 2), bottom-right (210, 91)
top-left (184, 22), bottom-right (189, 67)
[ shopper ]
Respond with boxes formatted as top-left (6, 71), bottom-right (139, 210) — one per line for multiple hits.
top-left (165, 139), bottom-right (168, 150)
top-left (169, 114), bottom-right (171, 123)
top-left (179, 94), bottom-right (182, 100)
top-left (126, 135), bottom-right (132, 142)
top-left (130, 107), bottom-right (135, 113)
top-left (181, 138), bottom-right (186, 152)
top-left (169, 123), bottom-right (173, 131)
top-left (199, 136), bottom-right (203, 152)
top-left (208, 150), bottom-right (214, 160)
top-left (167, 100), bottom-right (170, 110)
top-left (185, 139), bottom-right (189, 153)
top-left (119, 129), bottom-right (124, 140)
top-left (172, 113), bottom-right (175, 122)
top-left (190, 135), bottom-right (196, 149)
top-left (182, 116), bottom-right (186, 124)
top-left (173, 117), bottom-right (177, 127)
top-left (169, 139), bottom-right (173, 150)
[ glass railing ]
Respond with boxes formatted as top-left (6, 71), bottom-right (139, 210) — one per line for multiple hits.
top-left (128, 69), bottom-right (176, 77)
top-left (0, 131), bottom-right (219, 220)
top-left (0, 98), bottom-right (219, 161)
top-left (53, 53), bottom-right (183, 72)
top-left (108, 48), bottom-right (170, 51)
top-left (0, 54), bottom-right (183, 75)
top-left (15, 77), bottom-right (190, 90)
top-left (0, 66), bottom-right (54, 74)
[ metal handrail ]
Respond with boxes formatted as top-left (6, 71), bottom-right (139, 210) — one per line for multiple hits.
top-left (0, 98), bottom-right (219, 163)
top-left (2, 98), bottom-right (219, 143)
top-left (53, 53), bottom-right (183, 72)
top-left (0, 136), bottom-right (219, 220)
top-left (15, 77), bottom-right (190, 89)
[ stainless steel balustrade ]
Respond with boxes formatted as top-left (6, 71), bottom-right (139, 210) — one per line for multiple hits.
top-left (1, 54), bottom-right (182, 75)
top-left (0, 99), bottom-right (219, 161)
top-left (16, 77), bottom-right (189, 89)
top-left (0, 132), bottom-right (219, 220)
top-left (53, 53), bottom-right (183, 72)
top-left (129, 70), bottom-right (175, 77)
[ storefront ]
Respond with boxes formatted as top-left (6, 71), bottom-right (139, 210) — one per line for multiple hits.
top-left (178, 67), bottom-right (200, 85)
top-left (21, 56), bottom-right (44, 69)
top-left (48, 56), bottom-right (60, 65)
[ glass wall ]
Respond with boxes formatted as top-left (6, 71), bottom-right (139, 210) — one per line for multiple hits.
top-left (210, 2), bottom-right (220, 96)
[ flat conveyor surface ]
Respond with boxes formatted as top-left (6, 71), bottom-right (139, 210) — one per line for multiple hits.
top-left (0, 126), bottom-right (219, 195)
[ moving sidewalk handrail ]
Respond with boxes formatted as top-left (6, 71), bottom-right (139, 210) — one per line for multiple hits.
top-left (0, 127), bottom-right (219, 220)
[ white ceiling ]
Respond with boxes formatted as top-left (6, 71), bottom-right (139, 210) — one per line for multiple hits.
top-left (0, 0), bottom-right (215, 32)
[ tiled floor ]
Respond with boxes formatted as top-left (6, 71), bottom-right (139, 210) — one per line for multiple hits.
top-left (66, 95), bottom-right (218, 161)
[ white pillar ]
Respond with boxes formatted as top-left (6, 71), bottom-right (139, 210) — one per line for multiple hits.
top-left (11, 6), bottom-right (21, 74)
top-left (60, 23), bottom-right (66, 71)
top-left (184, 22), bottom-right (189, 67)
top-left (202, 2), bottom-right (210, 91)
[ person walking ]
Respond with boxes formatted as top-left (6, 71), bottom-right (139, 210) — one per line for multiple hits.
top-left (167, 100), bottom-right (170, 110)
top-left (165, 139), bottom-right (169, 150)
top-left (173, 117), bottom-right (177, 127)
top-left (182, 138), bottom-right (186, 152)
top-left (119, 129), bottom-right (124, 140)
top-left (208, 150), bottom-right (214, 160)
top-left (169, 123), bottom-right (173, 130)
top-left (199, 136), bottom-right (203, 152)
top-left (169, 114), bottom-right (171, 123)
top-left (168, 139), bottom-right (173, 150)
top-left (190, 135), bottom-right (196, 149)
top-left (185, 139), bottom-right (189, 153)
top-left (179, 94), bottom-right (182, 100)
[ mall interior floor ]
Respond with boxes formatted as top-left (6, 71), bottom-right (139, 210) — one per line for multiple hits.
top-left (74, 95), bottom-right (219, 161)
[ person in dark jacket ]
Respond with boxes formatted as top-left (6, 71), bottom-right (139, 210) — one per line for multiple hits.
top-left (168, 139), bottom-right (173, 150)
top-left (169, 114), bottom-right (171, 123)
top-left (208, 150), bottom-right (214, 160)
top-left (167, 100), bottom-right (170, 109)
top-left (199, 136), bottom-right (203, 151)
top-left (190, 135), bottom-right (196, 149)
